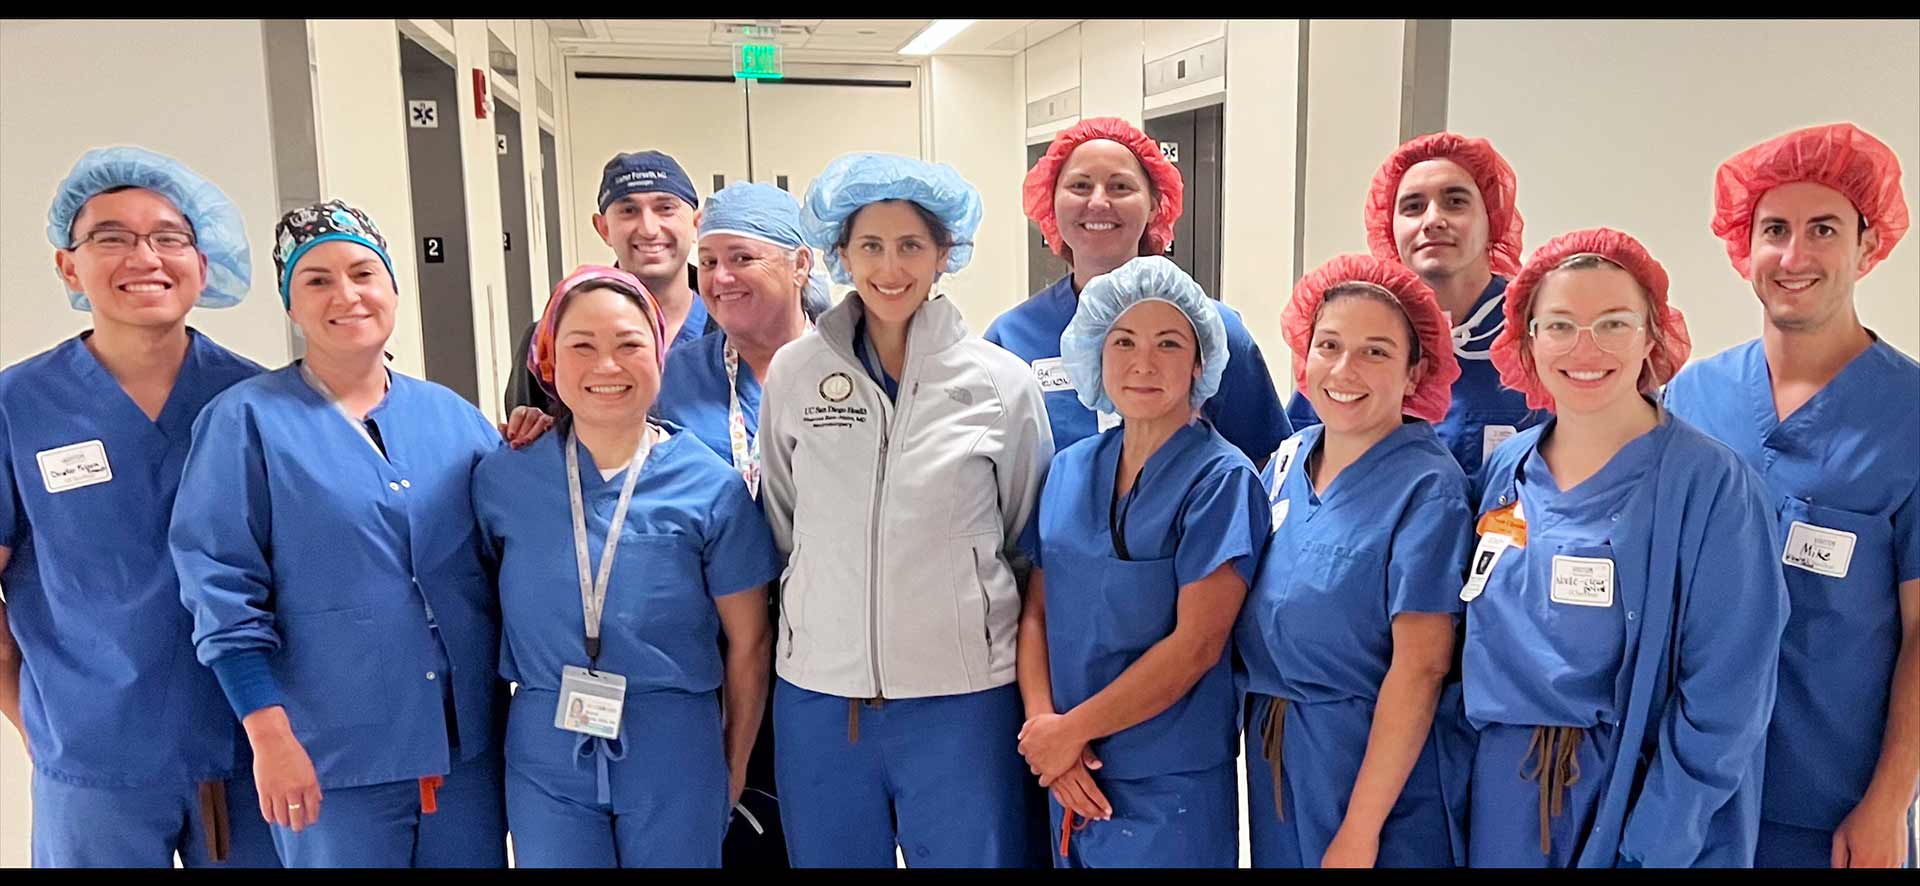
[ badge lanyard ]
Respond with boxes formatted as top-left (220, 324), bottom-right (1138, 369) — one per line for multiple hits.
top-left (299, 361), bottom-right (389, 458)
top-left (722, 324), bottom-right (809, 500)
top-left (566, 427), bottom-right (655, 664)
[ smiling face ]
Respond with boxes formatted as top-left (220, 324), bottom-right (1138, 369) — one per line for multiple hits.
top-left (1303, 290), bottom-right (1423, 439)
top-left (1053, 139), bottom-right (1155, 274)
top-left (1100, 299), bottom-right (1201, 423)
top-left (840, 200), bottom-right (951, 328)
top-left (54, 188), bottom-right (206, 331)
top-left (1746, 181), bottom-right (1879, 334)
top-left (1528, 264), bottom-right (1655, 417)
top-left (553, 284), bottom-right (661, 431)
top-left (285, 240), bottom-right (397, 361)
top-left (593, 192), bottom-right (696, 284)
top-left (1392, 159), bottom-right (1491, 282)
top-left (696, 234), bottom-right (809, 343)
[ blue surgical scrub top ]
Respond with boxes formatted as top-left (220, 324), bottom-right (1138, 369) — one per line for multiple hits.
top-left (171, 364), bottom-right (508, 790)
top-left (1666, 335), bottom-right (1920, 831)
top-left (0, 329), bottom-right (262, 787)
top-left (1032, 419), bottom-right (1267, 779)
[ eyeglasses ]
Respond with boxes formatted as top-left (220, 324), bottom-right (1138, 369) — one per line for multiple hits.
top-left (71, 229), bottom-right (197, 256)
top-left (1527, 310), bottom-right (1647, 355)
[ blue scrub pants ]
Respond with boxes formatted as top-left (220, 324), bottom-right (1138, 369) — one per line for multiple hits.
top-left (1047, 760), bottom-right (1236, 867)
top-left (1468, 721), bottom-right (1619, 867)
top-left (1756, 817), bottom-right (1919, 869)
top-left (1243, 694), bottom-right (1458, 867)
top-left (505, 688), bottom-right (729, 867)
top-left (773, 678), bottom-right (1034, 867)
top-left (270, 751), bottom-right (506, 867)
top-left (31, 771), bottom-right (280, 867)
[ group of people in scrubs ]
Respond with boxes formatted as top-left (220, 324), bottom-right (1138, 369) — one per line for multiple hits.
top-left (0, 109), bottom-right (1912, 871)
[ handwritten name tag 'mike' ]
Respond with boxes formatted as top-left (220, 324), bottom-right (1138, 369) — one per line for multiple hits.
top-left (1782, 520), bottom-right (1856, 579)
top-left (37, 440), bottom-right (113, 493)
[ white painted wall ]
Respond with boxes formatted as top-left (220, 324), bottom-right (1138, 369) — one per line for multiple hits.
top-left (1220, 20), bottom-right (1304, 373)
top-left (1450, 19), bottom-right (1920, 360)
top-left (310, 19), bottom-right (428, 378)
top-left (0, 20), bottom-right (291, 371)
top-left (929, 56), bottom-right (1026, 325)
top-left (1078, 19), bottom-right (1144, 125)
top-left (1300, 20), bottom-right (1405, 273)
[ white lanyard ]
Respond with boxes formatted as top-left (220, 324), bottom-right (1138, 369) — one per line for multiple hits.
top-left (566, 427), bottom-right (655, 663)
top-left (299, 361), bottom-right (389, 458)
top-left (1451, 295), bottom-right (1506, 361)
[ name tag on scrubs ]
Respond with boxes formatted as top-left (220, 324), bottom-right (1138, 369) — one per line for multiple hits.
top-left (1782, 520), bottom-right (1857, 579)
top-left (1550, 555), bottom-right (1615, 607)
top-left (1482, 424), bottom-right (1518, 463)
top-left (1270, 498), bottom-right (1290, 530)
top-left (1271, 436), bottom-right (1304, 482)
top-left (1460, 533), bottom-right (1514, 602)
top-left (36, 439), bottom-right (112, 493)
top-left (1097, 410), bottom-right (1123, 432)
top-left (555, 665), bottom-right (626, 740)
top-left (1031, 357), bottom-right (1075, 393)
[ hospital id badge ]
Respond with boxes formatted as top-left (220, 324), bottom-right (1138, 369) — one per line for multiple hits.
top-left (555, 665), bottom-right (626, 740)
top-left (1782, 520), bottom-right (1856, 579)
top-left (1031, 357), bottom-right (1076, 393)
top-left (1550, 555), bottom-right (1614, 608)
top-left (1460, 533), bottom-right (1513, 602)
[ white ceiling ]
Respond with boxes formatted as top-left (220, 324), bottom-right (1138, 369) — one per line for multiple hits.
top-left (546, 19), bottom-right (1080, 60)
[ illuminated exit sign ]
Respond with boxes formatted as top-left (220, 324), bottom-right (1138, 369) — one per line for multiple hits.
top-left (735, 43), bottom-right (783, 80)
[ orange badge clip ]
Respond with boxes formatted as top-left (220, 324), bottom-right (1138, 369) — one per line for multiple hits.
top-left (1476, 501), bottom-right (1529, 548)
top-left (419, 775), bottom-right (444, 815)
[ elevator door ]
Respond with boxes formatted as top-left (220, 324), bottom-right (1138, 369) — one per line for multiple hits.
top-left (399, 33), bottom-right (480, 405)
top-left (1144, 102), bottom-right (1225, 299)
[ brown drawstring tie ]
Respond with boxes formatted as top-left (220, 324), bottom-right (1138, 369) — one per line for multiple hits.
top-left (1521, 725), bottom-right (1585, 857)
top-left (196, 780), bottom-right (231, 863)
top-left (848, 697), bottom-right (885, 743)
top-left (1260, 695), bottom-right (1289, 822)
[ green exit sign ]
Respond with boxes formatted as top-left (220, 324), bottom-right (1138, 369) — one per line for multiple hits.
top-left (735, 43), bottom-right (783, 80)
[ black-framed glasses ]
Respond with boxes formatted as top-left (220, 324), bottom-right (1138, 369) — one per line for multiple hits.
top-left (71, 229), bottom-right (197, 256)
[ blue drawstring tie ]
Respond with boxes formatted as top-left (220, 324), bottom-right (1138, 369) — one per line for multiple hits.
top-left (572, 731), bottom-right (628, 805)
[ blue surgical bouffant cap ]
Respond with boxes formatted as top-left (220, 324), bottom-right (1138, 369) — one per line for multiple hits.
top-left (1059, 255), bottom-right (1230, 414)
top-left (47, 146), bottom-right (252, 311)
top-left (798, 152), bottom-right (982, 285)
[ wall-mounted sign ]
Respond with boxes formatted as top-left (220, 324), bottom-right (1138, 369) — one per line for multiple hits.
top-left (408, 99), bottom-right (438, 128)
top-left (497, 134), bottom-right (509, 156)
top-left (1159, 141), bottom-right (1179, 163)
top-left (735, 42), bottom-right (783, 80)
top-left (423, 236), bottom-right (445, 263)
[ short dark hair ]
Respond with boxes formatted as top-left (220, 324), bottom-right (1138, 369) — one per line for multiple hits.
top-left (1317, 282), bottom-right (1423, 367)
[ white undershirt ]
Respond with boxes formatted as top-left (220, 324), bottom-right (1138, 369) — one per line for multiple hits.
top-left (597, 461), bottom-right (630, 482)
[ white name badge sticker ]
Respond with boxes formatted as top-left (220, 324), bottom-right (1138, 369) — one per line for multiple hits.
top-left (1031, 357), bottom-right (1075, 393)
top-left (1270, 498), bottom-right (1290, 531)
top-left (1782, 520), bottom-right (1857, 579)
top-left (37, 440), bottom-right (112, 494)
top-left (1550, 555), bottom-right (1615, 607)
top-left (1097, 410), bottom-right (1123, 432)
top-left (555, 665), bottom-right (626, 740)
top-left (1482, 424), bottom-right (1518, 463)
top-left (1460, 533), bottom-right (1513, 602)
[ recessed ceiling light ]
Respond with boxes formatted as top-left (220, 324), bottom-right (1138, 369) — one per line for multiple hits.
top-left (898, 20), bottom-right (974, 55)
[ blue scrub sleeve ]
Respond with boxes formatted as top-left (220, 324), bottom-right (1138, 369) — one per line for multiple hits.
top-left (1284, 388), bottom-right (1322, 435)
top-left (1175, 464), bottom-right (1270, 588)
top-left (209, 650), bottom-right (289, 718)
top-left (702, 477), bottom-right (783, 597)
top-left (1208, 326), bottom-right (1291, 462)
top-left (1894, 479), bottom-right (1920, 584)
top-left (1387, 491), bottom-right (1474, 618)
top-left (1617, 466), bottom-right (1789, 867)
top-left (169, 401), bottom-right (286, 667)
top-left (0, 419), bottom-right (21, 549)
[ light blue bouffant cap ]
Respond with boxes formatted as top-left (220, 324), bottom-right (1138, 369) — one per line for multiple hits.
top-left (1059, 255), bottom-right (1229, 414)
top-left (798, 152), bottom-right (982, 285)
top-left (47, 145), bottom-right (251, 311)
